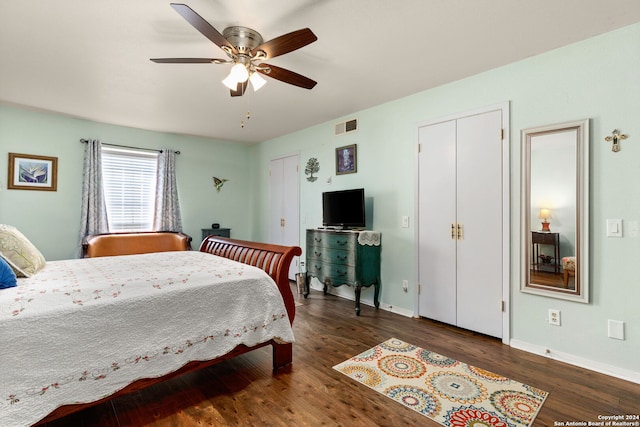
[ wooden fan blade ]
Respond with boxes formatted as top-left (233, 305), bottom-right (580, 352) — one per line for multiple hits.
top-left (150, 58), bottom-right (219, 63)
top-left (230, 81), bottom-right (248, 97)
top-left (170, 3), bottom-right (235, 53)
top-left (258, 64), bottom-right (317, 89)
top-left (251, 28), bottom-right (317, 59)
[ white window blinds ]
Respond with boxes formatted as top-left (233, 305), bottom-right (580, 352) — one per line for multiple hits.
top-left (101, 147), bottom-right (158, 232)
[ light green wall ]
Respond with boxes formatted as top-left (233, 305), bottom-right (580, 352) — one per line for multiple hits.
top-left (0, 105), bottom-right (257, 260)
top-left (254, 23), bottom-right (640, 374)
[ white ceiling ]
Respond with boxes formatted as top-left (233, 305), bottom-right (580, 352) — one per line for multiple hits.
top-left (1, 1), bottom-right (639, 144)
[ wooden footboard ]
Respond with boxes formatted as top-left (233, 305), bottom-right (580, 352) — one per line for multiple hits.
top-left (36, 237), bottom-right (301, 425)
top-left (199, 235), bottom-right (301, 325)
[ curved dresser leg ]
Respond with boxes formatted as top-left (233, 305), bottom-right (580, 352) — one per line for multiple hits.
top-left (304, 274), bottom-right (310, 299)
top-left (374, 280), bottom-right (380, 309)
top-left (354, 284), bottom-right (362, 316)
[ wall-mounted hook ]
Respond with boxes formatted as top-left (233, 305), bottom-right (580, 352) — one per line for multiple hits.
top-left (605, 129), bottom-right (628, 152)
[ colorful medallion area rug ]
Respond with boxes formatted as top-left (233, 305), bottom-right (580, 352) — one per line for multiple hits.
top-left (333, 338), bottom-right (548, 427)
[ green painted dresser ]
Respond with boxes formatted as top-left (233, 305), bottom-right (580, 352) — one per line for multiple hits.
top-left (305, 229), bottom-right (381, 315)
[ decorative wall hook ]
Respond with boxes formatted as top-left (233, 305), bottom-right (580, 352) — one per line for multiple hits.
top-left (605, 129), bottom-right (628, 152)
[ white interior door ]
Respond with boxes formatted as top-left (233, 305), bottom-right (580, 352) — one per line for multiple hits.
top-left (269, 158), bottom-right (285, 243)
top-left (281, 155), bottom-right (299, 247)
top-left (417, 108), bottom-right (505, 339)
top-left (418, 120), bottom-right (457, 325)
top-left (269, 155), bottom-right (300, 280)
top-left (455, 110), bottom-right (503, 338)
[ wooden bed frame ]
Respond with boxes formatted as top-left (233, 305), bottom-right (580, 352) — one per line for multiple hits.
top-left (35, 236), bottom-right (301, 425)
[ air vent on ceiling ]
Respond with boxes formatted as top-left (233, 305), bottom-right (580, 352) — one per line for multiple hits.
top-left (335, 118), bottom-right (358, 136)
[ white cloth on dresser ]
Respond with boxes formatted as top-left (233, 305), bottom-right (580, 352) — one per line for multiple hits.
top-left (0, 251), bottom-right (294, 427)
top-left (357, 230), bottom-right (381, 246)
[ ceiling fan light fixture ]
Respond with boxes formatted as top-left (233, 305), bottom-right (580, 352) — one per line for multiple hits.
top-left (154, 5), bottom-right (317, 97)
top-left (222, 63), bottom-right (249, 89)
top-left (231, 63), bottom-right (249, 82)
top-left (222, 74), bottom-right (238, 90)
top-left (249, 72), bottom-right (266, 91)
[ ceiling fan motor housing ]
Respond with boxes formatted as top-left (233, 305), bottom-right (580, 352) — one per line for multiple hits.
top-left (223, 26), bottom-right (264, 54)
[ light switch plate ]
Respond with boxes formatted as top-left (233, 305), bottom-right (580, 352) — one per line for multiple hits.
top-left (606, 219), bottom-right (623, 237)
top-left (608, 320), bottom-right (625, 340)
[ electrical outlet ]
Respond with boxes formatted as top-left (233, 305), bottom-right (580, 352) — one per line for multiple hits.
top-left (548, 309), bottom-right (561, 326)
top-left (402, 280), bottom-right (409, 292)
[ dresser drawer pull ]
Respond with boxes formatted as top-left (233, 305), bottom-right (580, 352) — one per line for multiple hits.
top-left (313, 265), bottom-right (322, 271)
top-left (336, 240), bottom-right (348, 246)
top-left (314, 251), bottom-right (323, 257)
top-left (336, 270), bottom-right (348, 277)
top-left (336, 254), bottom-right (348, 261)
top-left (314, 237), bottom-right (322, 243)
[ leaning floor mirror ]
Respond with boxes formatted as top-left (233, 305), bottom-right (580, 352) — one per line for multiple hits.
top-left (521, 119), bottom-right (589, 303)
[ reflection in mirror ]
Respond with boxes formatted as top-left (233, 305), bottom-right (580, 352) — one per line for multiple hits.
top-left (521, 119), bottom-right (589, 303)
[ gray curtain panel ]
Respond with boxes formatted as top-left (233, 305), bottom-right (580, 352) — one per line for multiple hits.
top-left (153, 149), bottom-right (183, 232)
top-left (78, 139), bottom-right (109, 254)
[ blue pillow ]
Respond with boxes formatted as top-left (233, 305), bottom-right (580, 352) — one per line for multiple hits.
top-left (0, 256), bottom-right (18, 289)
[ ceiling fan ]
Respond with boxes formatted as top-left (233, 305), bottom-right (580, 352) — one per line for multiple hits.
top-left (151, 3), bottom-right (318, 97)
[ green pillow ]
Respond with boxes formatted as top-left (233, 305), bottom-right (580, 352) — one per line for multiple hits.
top-left (0, 224), bottom-right (46, 277)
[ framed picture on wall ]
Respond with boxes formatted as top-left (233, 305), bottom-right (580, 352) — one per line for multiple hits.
top-left (335, 144), bottom-right (357, 175)
top-left (8, 152), bottom-right (58, 191)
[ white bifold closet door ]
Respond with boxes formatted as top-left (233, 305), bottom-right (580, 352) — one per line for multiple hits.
top-left (418, 109), bottom-right (503, 338)
top-left (269, 154), bottom-right (300, 280)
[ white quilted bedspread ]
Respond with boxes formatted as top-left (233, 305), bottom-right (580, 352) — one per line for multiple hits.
top-left (0, 251), bottom-right (294, 427)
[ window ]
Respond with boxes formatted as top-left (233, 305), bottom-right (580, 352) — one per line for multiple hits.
top-left (101, 147), bottom-right (158, 232)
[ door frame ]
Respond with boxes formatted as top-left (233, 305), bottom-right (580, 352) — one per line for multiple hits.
top-left (413, 102), bottom-right (510, 344)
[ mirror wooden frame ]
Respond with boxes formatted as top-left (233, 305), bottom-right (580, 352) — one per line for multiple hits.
top-left (521, 119), bottom-right (589, 303)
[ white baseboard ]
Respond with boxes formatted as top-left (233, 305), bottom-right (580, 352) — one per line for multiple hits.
top-left (510, 339), bottom-right (640, 385)
top-left (309, 284), bottom-right (414, 318)
top-left (377, 302), bottom-right (414, 318)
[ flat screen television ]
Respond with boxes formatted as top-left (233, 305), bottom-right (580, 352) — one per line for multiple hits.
top-left (322, 188), bottom-right (365, 229)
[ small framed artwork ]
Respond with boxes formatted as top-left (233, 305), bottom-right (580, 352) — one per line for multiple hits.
top-left (8, 153), bottom-right (58, 191)
top-left (336, 144), bottom-right (357, 175)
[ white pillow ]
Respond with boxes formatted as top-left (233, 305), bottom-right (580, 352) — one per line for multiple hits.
top-left (0, 224), bottom-right (46, 277)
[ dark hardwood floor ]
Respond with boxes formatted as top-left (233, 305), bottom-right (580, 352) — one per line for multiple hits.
top-left (530, 270), bottom-right (574, 289)
top-left (44, 285), bottom-right (639, 426)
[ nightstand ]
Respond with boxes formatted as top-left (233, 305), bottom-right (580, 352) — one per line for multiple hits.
top-left (201, 228), bottom-right (231, 241)
top-left (531, 231), bottom-right (560, 273)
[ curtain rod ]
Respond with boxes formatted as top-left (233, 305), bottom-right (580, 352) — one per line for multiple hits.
top-left (80, 139), bottom-right (181, 155)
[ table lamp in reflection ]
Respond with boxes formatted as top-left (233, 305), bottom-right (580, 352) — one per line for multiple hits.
top-left (538, 208), bottom-right (552, 231)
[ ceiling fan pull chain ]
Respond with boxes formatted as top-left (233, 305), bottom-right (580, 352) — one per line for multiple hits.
top-left (242, 92), bottom-right (251, 128)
